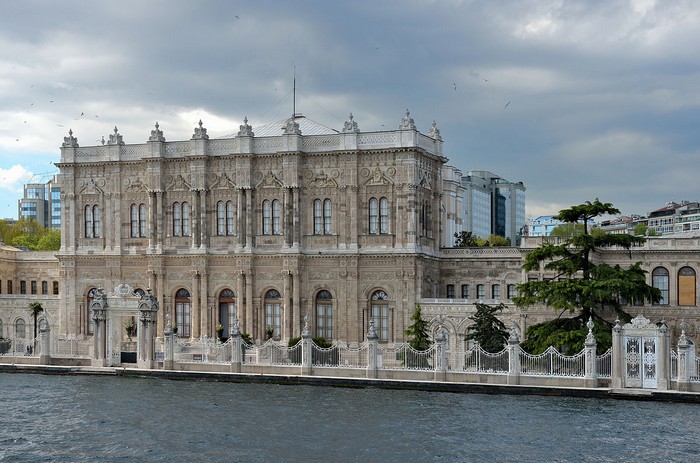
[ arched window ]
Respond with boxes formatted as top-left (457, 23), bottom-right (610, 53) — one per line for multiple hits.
top-left (217, 201), bottom-right (235, 236)
top-left (476, 284), bottom-right (485, 299)
top-left (507, 284), bottom-right (517, 299)
top-left (315, 290), bottom-right (333, 339)
top-left (313, 199), bottom-right (333, 235)
top-left (370, 290), bottom-right (390, 341)
top-left (86, 287), bottom-right (96, 335)
top-left (264, 289), bottom-right (282, 338)
top-left (15, 319), bottom-right (26, 338)
top-left (461, 284), bottom-right (470, 299)
top-left (85, 205), bottom-right (100, 238)
top-left (379, 197), bottom-right (389, 234)
top-left (492, 284), bottom-right (501, 300)
top-left (175, 288), bottom-right (191, 337)
top-left (272, 200), bottom-right (281, 234)
top-left (678, 266), bottom-right (696, 306)
top-left (652, 267), bottom-right (669, 305)
top-left (131, 203), bottom-right (147, 238)
top-left (182, 202), bottom-right (190, 236)
top-left (262, 200), bottom-right (272, 235)
top-left (219, 289), bottom-right (236, 338)
top-left (369, 198), bottom-right (378, 234)
top-left (173, 202), bottom-right (182, 236)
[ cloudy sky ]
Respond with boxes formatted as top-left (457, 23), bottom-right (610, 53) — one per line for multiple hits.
top-left (1, 0), bottom-right (699, 220)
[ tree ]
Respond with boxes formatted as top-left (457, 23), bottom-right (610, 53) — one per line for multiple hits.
top-left (403, 304), bottom-right (432, 351)
top-left (550, 222), bottom-right (585, 237)
top-left (466, 303), bottom-right (509, 353)
top-left (29, 302), bottom-right (44, 349)
top-left (0, 218), bottom-right (60, 251)
top-left (454, 231), bottom-right (479, 247)
top-left (514, 199), bottom-right (661, 353)
top-left (633, 223), bottom-right (659, 237)
top-left (481, 234), bottom-right (510, 247)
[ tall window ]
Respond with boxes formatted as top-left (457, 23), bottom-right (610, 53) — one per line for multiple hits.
top-left (7, 280), bottom-right (12, 295)
top-left (446, 284), bottom-right (455, 299)
top-left (217, 201), bottom-right (235, 236)
top-left (15, 319), bottom-right (26, 338)
top-left (85, 205), bottom-right (101, 238)
top-left (313, 199), bottom-right (333, 235)
top-left (20, 281), bottom-right (26, 295)
top-left (41, 281), bottom-right (48, 295)
top-left (31, 281), bottom-right (37, 295)
top-left (173, 202), bottom-right (190, 237)
top-left (369, 197), bottom-right (390, 234)
top-left (507, 284), bottom-right (517, 300)
top-left (219, 289), bottom-right (236, 337)
top-left (175, 288), bottom-right (191, 337)
top-left (370, 290), bottom-right (390, 341)
top-left (130, 203), bottom-right (147, 238)
top-left (86, 288), bottom-right (96, 335)
top-left (652, 267), bottom-right (669, 305)
top-left (461, 284), bottom-right (470, 299)
top-left (264, 289), bottom-right (282, 337)
top-left (262, 200), bottom-right (281, 235)
top-left (678, 266), bottom-right (696, 306)
top-left (476, 284), bottom-right (485, 299)
top-left (53, 281), bottom-right (59, 295)
top-left (492, 284), bottom-right (501, 300)
top-left (315, 290), bottom-right (333, 339)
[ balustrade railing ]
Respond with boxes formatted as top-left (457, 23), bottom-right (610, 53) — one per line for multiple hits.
top-left (520, 346), bottom-right (585, 377)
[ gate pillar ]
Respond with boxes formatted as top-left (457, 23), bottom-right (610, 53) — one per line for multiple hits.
top-left (612, 314), bottom-right (670, 390)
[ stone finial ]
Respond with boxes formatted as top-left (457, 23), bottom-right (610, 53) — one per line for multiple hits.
top-left (108, 126), bottom-right (124, 145)
top-left (192, 120), bottom-right (209, 140)
top-left (585, 317), bottom-right (595, 344)
top-left (231, 317), bottom-right (241, 336)
top-left (284, 117), bottom-right (301, 135)
top-left (237, 117), bottom-right (254, 137)
top-left (342, 112), bottom-right (360, 133)
top-left (62, 129), bottom-right (79, 148)
top-left (149, 121), bottom-right (165, 142)
top-left (399, 109), bottom-right (416, 130)
top-left (100, 136), bottom-right (106, 145)
top-left (508, 320), bottom-right (520, 342)
top-left (302, 315), bottom-right (310, 337)
top-left (427, 120), bottom-right (442, 141)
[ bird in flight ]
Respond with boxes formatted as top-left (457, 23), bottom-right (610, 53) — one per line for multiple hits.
top-left (453, 83), bottom-right (457, 91)
top-left (504, 101), bottom-right (511, 109)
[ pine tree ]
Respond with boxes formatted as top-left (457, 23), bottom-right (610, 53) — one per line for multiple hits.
top-left (466, 303), bottom-right (509, 353)
top-left (404, 304), bottom-right (432, 351)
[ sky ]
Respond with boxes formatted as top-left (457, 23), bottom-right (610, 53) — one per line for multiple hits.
top-left (1, 0), bottom-right (699, 221)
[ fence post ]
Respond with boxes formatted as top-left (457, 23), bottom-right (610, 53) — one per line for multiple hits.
top-left (366, 318), bottom-right (379, 379)
top-left (163, 325), bottom-right (174, 370)
top-left (301, 319), bottom-right (312, 376)
top-left (39, 319), bottom-right (51, 365)
top-left (657, 320), bottom-right (670, 391)
top-left (230, 318), bottom-right (242, 373)
top-left (676, 321), bottom-right (690, 392)
top-left (611, 319), bottom-right (623, 389)
top-left (434, 327), bottom-right (448, 382)
top-left (507, 323), bottom-right (520, 385)
top-left (584, 317), bottom-right (598, 388)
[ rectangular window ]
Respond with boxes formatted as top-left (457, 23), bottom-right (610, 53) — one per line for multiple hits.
top-left (31, 281), bottom-right (37, 295)
top-left (175, 301), bottom-right (191, 337)
top-left (371, 304), bottom-right (389, 342)
top-left (461, 284), bottom-right (470, 299)
top-left (53, 281), bottom-right (59, 295)
top-left (316, 303), bottom-right (333, 339)
top-left (20, 281), bottom-right (26, 295)
top-left (492, 284), bottom-right (501, 300)
top-left (42, 281), bottom-right (48, 295)
top-left (507, 284), bottom-right (517, 299)
top-left (265, 303), bottom-right (282, 337)
top-left (476, 284), bottom-right (485, 299)
top-left (446, 284), bottom-right (455, 299)
top-left (7, 280), bottom-right (12, 295)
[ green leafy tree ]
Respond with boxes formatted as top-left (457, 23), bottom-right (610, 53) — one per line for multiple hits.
top-left (550, 222), bottom-right (585, 237)
top-left (466, 303), bottom-right (509, 353)
top-left (454, 231), bottom-right (479, 247)
top-left (478, 234), bottom-right (511, 247)
top-left (633, 223), bottom-right (659, 236)
top-left (514, 199), bottom-right (661, 354)
top-left (0, 218), bottom-right (60, 251)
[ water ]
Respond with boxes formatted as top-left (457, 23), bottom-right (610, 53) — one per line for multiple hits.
top-left (0, 373), bottom-right (697, 463)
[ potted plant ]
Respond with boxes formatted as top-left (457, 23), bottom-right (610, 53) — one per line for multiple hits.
top-left (216, 323), bottom-right (224, 340)
top-left (171, 322), bottom-right (178, 334)
top-left (265, 325), bottom-right (274, 340)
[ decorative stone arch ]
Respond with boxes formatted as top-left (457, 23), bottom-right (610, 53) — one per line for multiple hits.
top-left (90, 283), bottom-right (159, 368)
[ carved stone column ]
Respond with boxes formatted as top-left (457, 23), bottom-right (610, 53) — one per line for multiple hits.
top-left (155, 191), bottom-right (164, 252)
top-left (191, 270), bottom-right (199, 338)
top-left (237, 271), bottom-right (245, 333)
top-left (236, 189), bottom-right (244, 248)
top-left (147, 191), bottom-right (156, 251)
top-left (191, 189), bottom-right (199, 249)
top-left (245, 189), bottom-right (253, 251)
top-left (199, 188), bottom-right (208, 250)
top-left (292, 270), bottom-right (300, 338)
top-left (245, 270), bottom-right (254, 336)
top-left (200, 270), bottom-right (208, 336)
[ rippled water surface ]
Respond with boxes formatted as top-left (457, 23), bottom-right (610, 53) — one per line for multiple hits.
top-left (0, 372), bottom-right (698, 462)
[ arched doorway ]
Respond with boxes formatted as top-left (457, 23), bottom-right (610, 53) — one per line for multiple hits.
top-left (218, 289), bottom-right (236, 340)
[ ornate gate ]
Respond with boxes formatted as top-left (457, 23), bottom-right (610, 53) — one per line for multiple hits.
top-left (613, 314), bottom-right (670, 390)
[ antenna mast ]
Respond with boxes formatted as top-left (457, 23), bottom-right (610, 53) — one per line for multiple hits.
top-left (292, 65), bottom-right (296, 118)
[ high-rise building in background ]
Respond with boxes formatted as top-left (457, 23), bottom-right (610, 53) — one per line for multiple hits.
top-left (460, 170), bottom-right (526, 245)
top-left (16, 175), bottom-right (61, 229)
